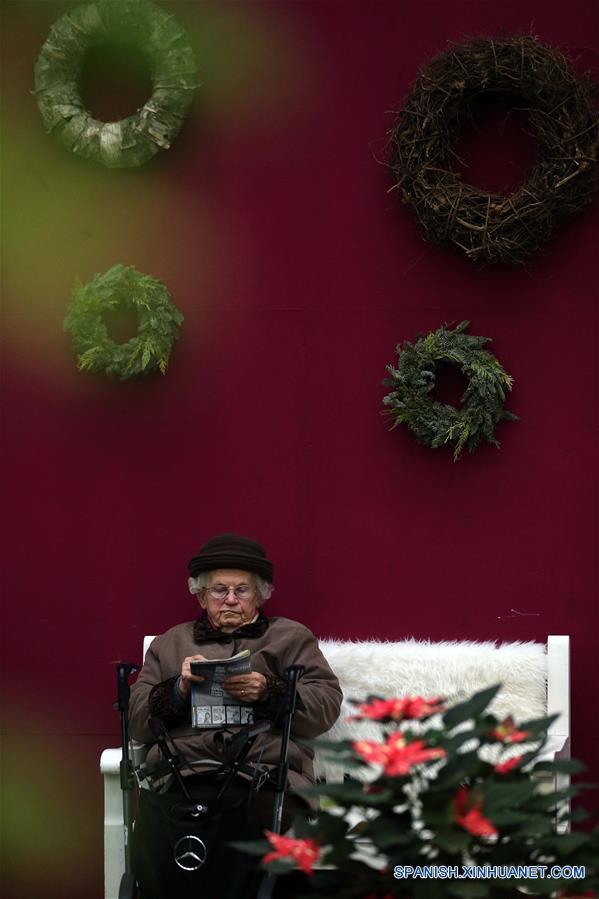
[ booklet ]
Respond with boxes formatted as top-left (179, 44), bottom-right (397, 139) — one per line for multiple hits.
top-left (190, 650), bottom-right (254, 729)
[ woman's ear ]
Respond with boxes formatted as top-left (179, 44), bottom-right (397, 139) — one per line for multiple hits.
top-left (197, 591), bottom-right (207, 610)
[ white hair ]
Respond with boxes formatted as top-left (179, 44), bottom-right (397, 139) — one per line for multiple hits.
top-left (187, 571), bottom-right (274, 602)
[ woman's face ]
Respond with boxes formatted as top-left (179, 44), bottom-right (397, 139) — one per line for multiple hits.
top-left (198, 569), bottom-right (261, 632)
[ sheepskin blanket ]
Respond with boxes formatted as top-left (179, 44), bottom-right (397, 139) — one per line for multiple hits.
top-left (315, 639), bottom-right (547, 782)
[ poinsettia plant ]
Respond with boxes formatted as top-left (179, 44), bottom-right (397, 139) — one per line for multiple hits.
top-left (240, 685), bottom-right (599, 898)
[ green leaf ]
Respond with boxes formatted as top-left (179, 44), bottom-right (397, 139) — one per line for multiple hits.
top-left (443, 685), bottom-right (501, 729)
top-left (439, 728), bottom-right (480, 754)
top-left (259, 857), bottom-right (298, 874)
top-left (516, 714), bottom-right (560, 735)
top-left (508, 813), bottom-right (555, 836)
top-left (368, 816), bottom-right (411, 850)
top-left (228, 839), bottom-right (269, 856)
top-left (526, 786), bottom-right (582, 811)
top-left (533, 758), bottom-right (586, 775)
top-left (446, 880), bottom-right (490, 898)
top-left (429, 749), bottom-right (482, 788)
top-left (482, 780), bottom-right (536, 808)
top-left (485, 809), bottom-right (529, 826)
top-left (553, 832), bottom-right (590, 854)
top-left (434, 829), bottom-right (472, 853)
top-left (298, 782), bottom-right (393, 807)
top-left (563, 806), bottom-right (591, 823)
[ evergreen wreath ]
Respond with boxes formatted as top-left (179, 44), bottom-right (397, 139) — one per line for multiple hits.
top-left (383, 321), bottom-right (517, 460)
top-left (64, 264), bottom-right (183, 379)
top-left (388, 35), bottom-right (599, 265)
top-left (34, 0), bottom-right (197, 168)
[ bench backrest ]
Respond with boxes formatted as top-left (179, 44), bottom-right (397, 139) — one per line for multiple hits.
top-left (314, 636), bottom-right (569, 780)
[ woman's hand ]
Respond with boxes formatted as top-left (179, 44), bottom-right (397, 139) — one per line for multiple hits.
top-left (223, 672), bottom-right (267, 704)
top-left (178, 654), bottom-right (208, 699)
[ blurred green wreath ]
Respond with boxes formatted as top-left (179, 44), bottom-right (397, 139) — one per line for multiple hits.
top-left (34, 0), bottom-right (197, 168)
top-left (383, 321), bottom-right (517, 460)
top-left (64, 264), bottom-right (183, 379)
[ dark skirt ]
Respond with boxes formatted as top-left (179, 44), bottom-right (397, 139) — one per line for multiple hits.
top-left (131, 774), bottom-right (306, 899)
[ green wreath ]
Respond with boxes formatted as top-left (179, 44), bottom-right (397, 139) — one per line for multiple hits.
top-left (34, 0), bottom-right (197, 168)
top-left (64, 264), bottom-right (183, 379)
top-left (383, 321), bottom-right (517, 460)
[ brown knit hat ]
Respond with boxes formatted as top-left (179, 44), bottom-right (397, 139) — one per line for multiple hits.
top-left (188, 534), bottom-right (274, 582)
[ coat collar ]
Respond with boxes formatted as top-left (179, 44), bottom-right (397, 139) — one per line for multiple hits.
top-left (193, 609), bottom-right (270, 643)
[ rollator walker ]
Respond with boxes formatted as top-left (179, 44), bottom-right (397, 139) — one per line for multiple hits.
top-left (113, 660), bottom-right (305, 899)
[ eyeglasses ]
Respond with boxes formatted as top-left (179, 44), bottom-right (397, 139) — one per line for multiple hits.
top-left (206, 584), bottom-right (256, 601)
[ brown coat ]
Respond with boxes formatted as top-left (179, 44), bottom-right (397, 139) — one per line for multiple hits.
top-left (129, 613), bottom-right (342, 805)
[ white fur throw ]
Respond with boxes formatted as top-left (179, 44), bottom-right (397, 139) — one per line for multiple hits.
top-left (315, 639), bottom-right (547, 782)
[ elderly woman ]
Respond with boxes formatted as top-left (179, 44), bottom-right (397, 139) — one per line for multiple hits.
top-left (129, 533), bottom-right (342, 899)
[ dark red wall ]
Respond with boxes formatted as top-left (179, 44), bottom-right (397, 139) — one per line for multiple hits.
top-left (1, 1), bottom-right (597, 896)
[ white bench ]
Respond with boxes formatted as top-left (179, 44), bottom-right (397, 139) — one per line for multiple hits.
top-left (100, 634), bottom-right (570, 899)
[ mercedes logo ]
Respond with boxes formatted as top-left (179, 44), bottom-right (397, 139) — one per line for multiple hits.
top-left (173, 834), bottom-right (207, 871)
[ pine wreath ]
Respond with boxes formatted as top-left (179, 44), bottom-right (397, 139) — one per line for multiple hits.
top-left (388, 35), bottom-right (599, 265)
top-left (383, 321), bottom-right (517, 460)
top-left (64, 264), bottom-right (183, 379)
top-left (34, 0), bottom-right (197, 168)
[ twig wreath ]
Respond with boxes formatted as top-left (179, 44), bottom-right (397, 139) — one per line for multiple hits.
top-left (34, 0), bottom-right (197, 168)
top-left (388, 36), bottom-right (599, 265)
top-left (383, 321), bottom-right (517, 460)
top-left (64, 264), bottom-right (183, 379)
